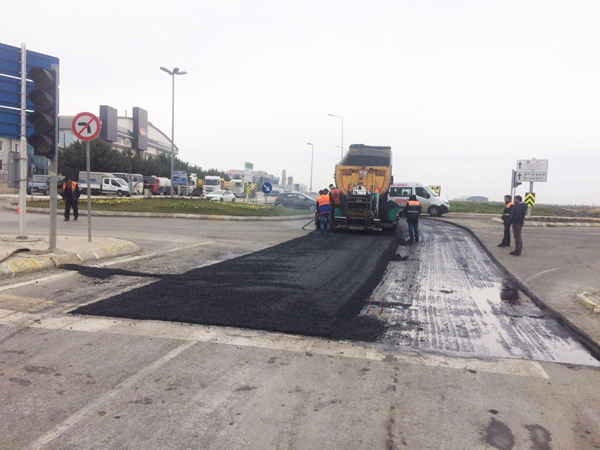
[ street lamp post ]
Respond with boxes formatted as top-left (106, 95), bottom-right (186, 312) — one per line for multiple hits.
top-left (328, 113), bottom-right (344, 159)
top-left (307, 143), bottom-right (314, 193)
top-left (160, 66), bottom-right (187, 197)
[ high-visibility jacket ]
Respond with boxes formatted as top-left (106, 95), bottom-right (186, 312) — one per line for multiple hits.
top-left (62, 181), bottom-right (77, 191)
top-left (62, 181), bottom-right (80, 201)
top-left (501, 202), bottom-right (514, 222)
top-left (329, 188), bottom-right (341, 206)
top-left (402, 200), bottom-right (421, 222)
top-left (317, 195), bottom-right (331, 215)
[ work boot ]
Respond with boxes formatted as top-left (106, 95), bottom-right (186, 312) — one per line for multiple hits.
top-left (64, 218), bottom-right (69, 221)
top-left (509, 251), bottom-right (521, 256)
top-left (498, 243), bottom-right (507, 247)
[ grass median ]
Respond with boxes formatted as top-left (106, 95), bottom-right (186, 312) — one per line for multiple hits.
top-left (450, 201), bottom-right (600, 219)
top-left (25, 197), bottom-right (310, 217)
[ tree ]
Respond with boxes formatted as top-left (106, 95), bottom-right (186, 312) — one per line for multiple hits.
top-left (58, 139), bottom-right (231, 181)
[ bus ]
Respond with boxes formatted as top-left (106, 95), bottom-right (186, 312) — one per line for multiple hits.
top-left (113, 173), bottom-right (144, 195)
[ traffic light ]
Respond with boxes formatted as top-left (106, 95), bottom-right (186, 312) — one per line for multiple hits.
top-left (26, 67), bottom-right (58, 159)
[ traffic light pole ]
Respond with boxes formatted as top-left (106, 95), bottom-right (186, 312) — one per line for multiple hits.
top-left (49, 64), bottom-right (59, 250)
top-left (18, 43), bottom-right (28, 239)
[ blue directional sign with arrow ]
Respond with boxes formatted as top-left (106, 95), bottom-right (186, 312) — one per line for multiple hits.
top-left (262, 182), bottom-right (272, 194)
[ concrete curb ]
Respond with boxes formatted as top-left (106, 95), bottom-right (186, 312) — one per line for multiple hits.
top-left (0, 242), bottom-right (141, 279)
top-left (431, 216), bottom-right (600, 362)
top-left (5, 205), bottom-right (313, 222)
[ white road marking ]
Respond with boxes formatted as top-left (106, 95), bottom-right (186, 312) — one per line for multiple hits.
top-left (27, 339), bottom-right (197, 450)
top-left (0, 312), bottom-right (551, 380)
top-left (0, 241), bottom-right (215, 292)
top-left (526, 267), bottom-right (561, 282)
top-left (95, 240), bottom-right (214, 267)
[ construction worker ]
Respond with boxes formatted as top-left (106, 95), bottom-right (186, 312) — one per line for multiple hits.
top-left (509, 195), bottom-right (527, 256)
top-left (316, 188), bottom-right (332, 236)
top-left (398, 194), bottom-right (422, 242)
top-left (61, 177), bottom-right (80, 221)
top-left (329, 184), bottom-right (341, 215)
top-left (498, 195), bottom-right (514, 247)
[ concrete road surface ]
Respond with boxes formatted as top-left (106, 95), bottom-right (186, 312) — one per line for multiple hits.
top-left (1, 211), bottom-right (599, 449)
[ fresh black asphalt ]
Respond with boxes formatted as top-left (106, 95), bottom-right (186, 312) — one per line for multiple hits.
top-left (71, 231), bottom-right (401, 341)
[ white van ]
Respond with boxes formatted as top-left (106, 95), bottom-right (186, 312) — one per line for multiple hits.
top-left (388, 182), bottom-right (450, 216)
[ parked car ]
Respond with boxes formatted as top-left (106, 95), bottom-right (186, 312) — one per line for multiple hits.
top-left (27, 175), bottom-right (50, 195)
top-left (274, 192), bottom-right (316, 212)
top-left (205, 189), bottom-right (236, 202)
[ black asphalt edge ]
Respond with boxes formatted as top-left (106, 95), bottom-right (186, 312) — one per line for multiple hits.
top-left (430, 216), bottom-right (600, 363)
top-left (338, 232), bottom-right (402, 319)
top-left (3, 205), bottom-right (312, 222)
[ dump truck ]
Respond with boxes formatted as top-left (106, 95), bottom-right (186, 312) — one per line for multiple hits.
top-left (330, 144), bottom-right (400, 232)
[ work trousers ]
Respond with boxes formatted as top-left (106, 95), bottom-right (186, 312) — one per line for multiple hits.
top-left (502, 221), bottom-right (511, 245)
top-left (408, 221), bottom-right (419, 241)
top-left (512, 223), bottom-right (523, 254)
top-left (65, 199), bottom-right (78, 220)
top-left (319, 213), bottom-right (331, 234)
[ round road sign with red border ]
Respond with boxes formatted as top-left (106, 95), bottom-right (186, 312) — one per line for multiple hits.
top-left (72, 112), bottom-right (101, 141)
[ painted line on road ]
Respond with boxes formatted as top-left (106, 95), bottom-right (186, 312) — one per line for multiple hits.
top-left (0, 241), bottom-right (215, 292)
top-left (27, 339), bottom-right (197, 450)
top-left (2, 312), bottom-right (550, 380)
top-left (525, 267), bottom-right (562, 283)
top-left (94, 240), bottom-right (215, 267)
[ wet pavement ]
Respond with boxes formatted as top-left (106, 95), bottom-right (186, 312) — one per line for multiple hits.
top-left (366, 220), bottom-right (599, 366)
top-left (71, 220), bottom-right (599, 367)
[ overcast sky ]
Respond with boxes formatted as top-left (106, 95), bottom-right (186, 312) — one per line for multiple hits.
top-left (4, 0), bottom-right (599, 205)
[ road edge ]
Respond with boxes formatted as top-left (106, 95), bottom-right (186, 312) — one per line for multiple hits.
top-left (430, 217), bottom-right (600, 363)
top-left (0, 242), bottom-right (141, 279)
top-left (4, 205), bottom-right (312, 221)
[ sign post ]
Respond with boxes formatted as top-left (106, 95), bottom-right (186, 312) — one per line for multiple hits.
top-left (514, 159), bottom-right (549, 219)
top-left (72, 112), bottom-right (101, 242)
top-left (262, 182), bottom-right (272, 210)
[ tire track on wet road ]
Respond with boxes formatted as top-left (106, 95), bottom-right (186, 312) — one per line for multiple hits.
top-left (365, 220), bottom-right (599, 366)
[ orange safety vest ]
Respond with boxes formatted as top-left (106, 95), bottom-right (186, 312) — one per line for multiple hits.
top-left (317, 195), bottom-right (331, 215)
top-left (62, 181), bottom-right (77, 191)
top-left (329, 188), bottom-right (340, 205)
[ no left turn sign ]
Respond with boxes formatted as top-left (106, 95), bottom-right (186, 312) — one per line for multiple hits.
top-left (72, 112), bottom-right (101, 141)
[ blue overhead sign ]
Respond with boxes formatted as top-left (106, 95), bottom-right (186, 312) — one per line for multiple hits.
top-left (173, 170), bottom-right (187, 185)
top-left (0, 43), bottom-right (59, 140)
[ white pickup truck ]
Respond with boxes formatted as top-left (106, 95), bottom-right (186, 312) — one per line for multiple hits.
top-left (78, 171), bottom-right (132, 197)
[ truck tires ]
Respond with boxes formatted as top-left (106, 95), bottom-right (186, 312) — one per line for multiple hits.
top-left (117, 190), bottom-right (124, 197)
top-left (428, 205), bottom-right (441, 217)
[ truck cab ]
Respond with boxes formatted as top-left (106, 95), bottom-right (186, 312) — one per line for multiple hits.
top-left (203, 176), bottom-right (222, 194)
top-left (389, 182), bottom-right (449, 216)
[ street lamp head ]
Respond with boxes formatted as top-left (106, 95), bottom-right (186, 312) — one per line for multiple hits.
top-left (176, 71), bottom-right (187, 76)
top-left (173, 67), bottom-right (180, 73)
top-left (307, 142), bottom-right (313, 146)
top-left (160, 66), bottom-right (172, 75)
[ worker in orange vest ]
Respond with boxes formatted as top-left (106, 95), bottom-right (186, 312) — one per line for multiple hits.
top-left (397, 194), bottom-right (422, 242)
top-left (329, 184), bottom-right (340, 214)
top-left (316, 188), bottom-right (332, 236)
top-left (61, 177), bottom-right (80, 221)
